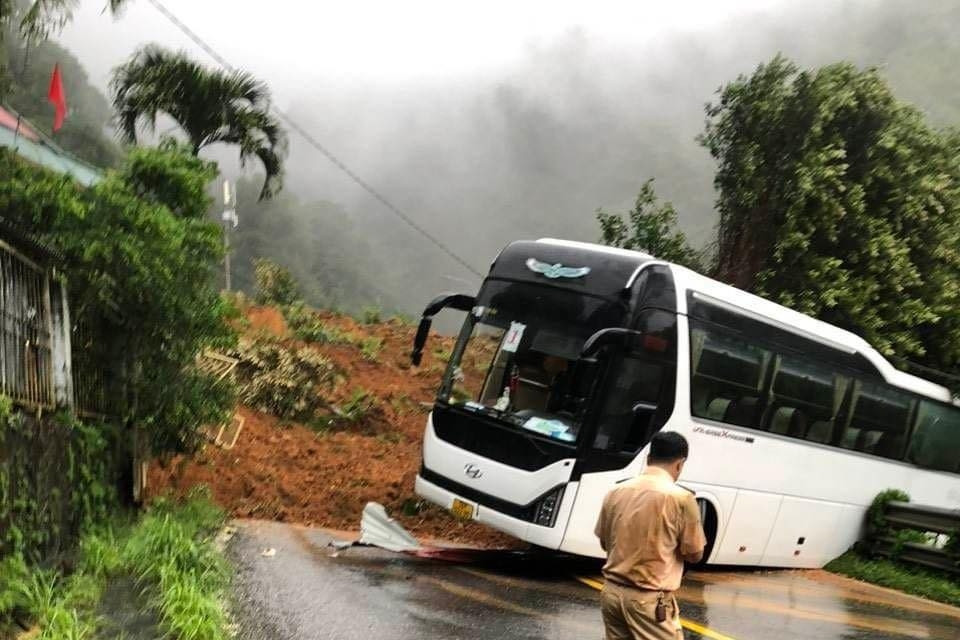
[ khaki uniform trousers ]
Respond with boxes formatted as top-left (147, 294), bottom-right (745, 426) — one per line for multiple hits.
top-left (600, 581), bottom-right (683, 640)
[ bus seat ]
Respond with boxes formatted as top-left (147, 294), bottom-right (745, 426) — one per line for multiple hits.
top-left (513, 365), bottom-right (550, 412)
top-left (840, 427), bottom-right (860, 449)
top-left (875, 432), bottom-right (905, 459)
top-left (768, 406), bottom-right (807, 437)
top-left (857, 430), bottom-right (883, 454)
top-left (706, 397), bottom-right (732, 421)
top-left (806, 421), bottom-right (834, 443)
top-left (723, 396), bottom-right (760, 428)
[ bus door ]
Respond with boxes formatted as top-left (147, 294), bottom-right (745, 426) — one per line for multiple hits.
top-left (560, 310), bottom-right (679, 556)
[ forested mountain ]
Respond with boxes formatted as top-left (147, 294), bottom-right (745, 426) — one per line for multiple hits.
top-left (2, 25), bottom-right (120, 166)
top-left (267, 0), bottom-right (960, 315)
top-left (227, 178), bottom-right (403, 313)
top-left (8, 0), bottom-right (960, 317)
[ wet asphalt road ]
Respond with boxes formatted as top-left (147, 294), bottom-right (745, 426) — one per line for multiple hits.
top-left (228, 520), bottom-right (960, 640)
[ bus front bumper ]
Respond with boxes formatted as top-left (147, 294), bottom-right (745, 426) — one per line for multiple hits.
top-left (415, 472), bottom-right (576, 549)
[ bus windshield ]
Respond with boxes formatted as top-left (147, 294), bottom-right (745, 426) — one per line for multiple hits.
top-left (440, 280), bottom-right (626, 444)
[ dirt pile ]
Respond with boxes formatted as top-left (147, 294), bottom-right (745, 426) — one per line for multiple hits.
top-left (148, 305), bottom-right (519, 548)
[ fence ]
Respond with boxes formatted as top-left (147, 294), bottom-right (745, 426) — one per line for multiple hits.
top-left (0, 226), bottom-right (129, 559)
top-left (870, 500), bottom-right (960, 574)
top-left (0, 237), bottom-right (57, 409)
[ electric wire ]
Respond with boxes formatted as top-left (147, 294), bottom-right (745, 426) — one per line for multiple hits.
top-left (144, 0), bottom-right (484, 279)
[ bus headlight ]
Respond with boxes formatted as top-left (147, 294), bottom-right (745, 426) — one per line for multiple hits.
top-left (533, 486), bottom-right (565, 527)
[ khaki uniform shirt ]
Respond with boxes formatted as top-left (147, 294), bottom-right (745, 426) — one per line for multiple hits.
top-left (594, 466), bottom-right (706, 592)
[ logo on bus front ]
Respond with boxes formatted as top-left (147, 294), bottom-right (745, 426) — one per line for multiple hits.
top-left (464, 464), bottom-right (483, 479)
top-left (526, 258), bottom-right (591, 279)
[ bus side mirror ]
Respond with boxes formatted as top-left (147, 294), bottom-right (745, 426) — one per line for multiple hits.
top-left (410, 292), bottom-right (476, 366)
top-left (412, 317), bottom-right (432, 366)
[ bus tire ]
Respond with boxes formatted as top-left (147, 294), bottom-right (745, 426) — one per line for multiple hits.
top-left (694, 497), bottom-right (719, 567)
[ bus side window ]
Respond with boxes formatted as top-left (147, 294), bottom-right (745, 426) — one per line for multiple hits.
top-left (909, 401), bottom-right (960, 473)
top-left (765, 356), bottom-right (844, 443)
top-left (842, 381), bottom-right (914, 459)
top-left (689, 323), bottom-right (771, 429)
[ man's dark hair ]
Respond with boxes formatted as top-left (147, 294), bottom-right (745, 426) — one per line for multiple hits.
top-left (648, 431), bottom-right (689, 463)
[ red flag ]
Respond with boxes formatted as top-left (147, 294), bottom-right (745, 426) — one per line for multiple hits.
top-left (47, 64), bottom-right (67, 132)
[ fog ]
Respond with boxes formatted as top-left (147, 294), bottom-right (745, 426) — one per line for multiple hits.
top-left (57, 0), bottom-right (960, 313)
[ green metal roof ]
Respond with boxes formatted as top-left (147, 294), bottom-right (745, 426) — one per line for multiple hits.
top-left (0, 109), bottom-right (102, 186)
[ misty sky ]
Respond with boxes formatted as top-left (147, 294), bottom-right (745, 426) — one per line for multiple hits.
top-left (57, 0), bottom-right (931, 308)
top-left (64, 0), bottom-right (793, 86)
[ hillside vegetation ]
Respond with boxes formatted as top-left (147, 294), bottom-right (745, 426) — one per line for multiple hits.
top-left (148, 299), bottom-right (517, 547)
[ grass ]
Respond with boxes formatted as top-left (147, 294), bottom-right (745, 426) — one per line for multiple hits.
top-left (125, 489), bottom-right (229, 640)
top-left (826, 550), bottom-right (960, 607)
top-left (0, 487), bottom-right (231, 640)
top-left (359, 337), bottom-right (383, 362)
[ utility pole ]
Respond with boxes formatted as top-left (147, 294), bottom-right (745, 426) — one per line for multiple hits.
top-left (221, 180), bottom-right (238, 291)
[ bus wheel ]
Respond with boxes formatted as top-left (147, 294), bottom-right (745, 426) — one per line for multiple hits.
top-left (694, 498), bottom-right (718, 568)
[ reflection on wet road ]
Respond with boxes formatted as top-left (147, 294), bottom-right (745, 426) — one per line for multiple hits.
top-left (229, 520), bottom-right (959, 640)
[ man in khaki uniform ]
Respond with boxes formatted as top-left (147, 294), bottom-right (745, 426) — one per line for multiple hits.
top-left (594, 432), bottom-right (706, 640)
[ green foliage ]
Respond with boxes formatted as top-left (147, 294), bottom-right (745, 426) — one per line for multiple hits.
top-left (124, 490), bottom-right (228, 640)
top-left (0, 146), bottom-right (236, 453)
top-left (2, 16), bottom-right (121, 166)
top-left (597, 179), bottom-right (704, 270)
top-left (0, 554), bottom-right (29, 627)
top-left (233, 336), bottom-right (338, 421)
top-left (1, 0), bottom-right (129, 42)
top-left (826, 551), bottom-right (960, 607)
top-left (1, 490), bottom-right (229, 640)
top-left (111, 44), bottom-right (286, 200)
top-left (866, 489), bottom-right (910, 536)
top-left (1, 402), bottom-right (118, 561)
top-left (700, 55), bottom-right (960, 369)
top-left (360, 337), bottom-right (383, 362)
top-left (254, 258), bottom-right (300, 307)
top-left (75, 526), bottom-right (123, 579)
top-left (361, 306), bottom-right (382, 325)
top-left (123, 138), bottom-right (217, 218)
top-left (227, 178), bottom-right (403, 314)
top-left (336, 389), bottom-right (377, 425)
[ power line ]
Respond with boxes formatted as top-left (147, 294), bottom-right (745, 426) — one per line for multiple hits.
top-left (144, 0), bottom-right (484, 279)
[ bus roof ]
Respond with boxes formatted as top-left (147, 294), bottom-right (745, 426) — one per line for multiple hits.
top-left (533, 239), bottom-right (953, 403)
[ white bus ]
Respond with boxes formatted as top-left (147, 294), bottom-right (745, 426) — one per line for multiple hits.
top-left (410, 238), bottom-right (960, 567)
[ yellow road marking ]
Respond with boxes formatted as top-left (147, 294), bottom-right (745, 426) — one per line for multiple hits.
top-left (575, 576), bottom-right (739, 640)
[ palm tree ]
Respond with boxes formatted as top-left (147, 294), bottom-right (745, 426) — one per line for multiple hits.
top-left (110, 45), bottom-right (286, 200)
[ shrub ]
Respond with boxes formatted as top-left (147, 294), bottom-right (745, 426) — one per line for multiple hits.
top-left (360, 337), bottom-right (383, 362)
top-left (285, 303), bottom-right (354, 345)
top-left (254, 258), bottom-right (300, 307)
top-left (361, 306), bottom-right (382, 325)
top-left (233, 337), bottom-right (337, 420)
top-left (866, 489), bottom-right (910, 536)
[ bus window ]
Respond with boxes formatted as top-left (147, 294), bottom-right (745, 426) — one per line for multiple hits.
top-left (590, 308), bottom-right (677, 457)
top-left (766, 356), bottom-right (846, 442)
top-left (593, 357), bottom-right (669, 454)
top-left (439, 281), bottom-right (625, 445)
top-left (908, 400), bottom-right (960, 473)
top-left (449, 324), bottom-right (505, 405)
top-left (690, 322), bottom-right (772, 428)
top-left (842, 381), bottom-right (915, 459)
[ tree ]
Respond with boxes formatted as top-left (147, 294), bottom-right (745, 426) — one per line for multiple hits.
top-left (110, 45), bottom-right (286, 200)
top-left (0, 142), bottom-right (235, 453)
top-left (0, 0), bottom-right (129, 42)
top-left (699, 55), bottom-right (960, 369)
top-left (254, 258), bottom-right (299, 307)
top-left (597, 178), bottom-right (703, 271)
